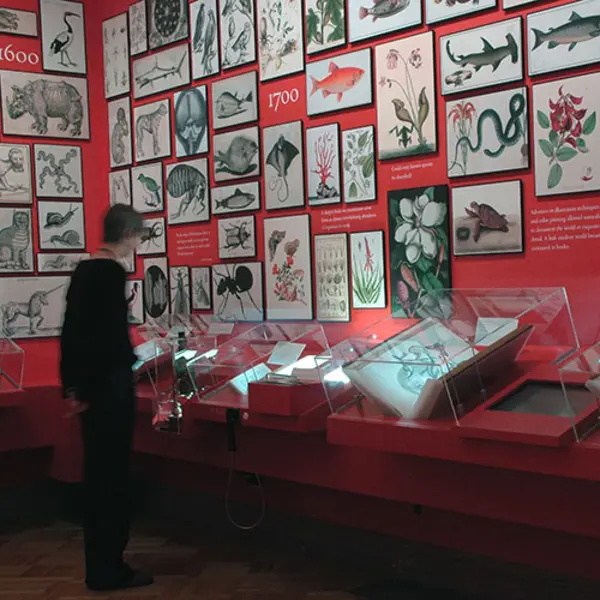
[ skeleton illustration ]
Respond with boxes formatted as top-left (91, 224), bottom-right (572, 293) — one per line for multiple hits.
top-left (136, 103), bottom-right (167, 158)
top-left (0, 210), bottom-right (30, 271)
top-left (37, 148), bottom-right (80, 195)
top-left (1, 284), bottom-right (64, 336)
top-left (0, 148), bottom-right (28, 196)
top-left (111, 106), bottom-right (129, 165)
top-left (135, 51), bottom-right (187, 90)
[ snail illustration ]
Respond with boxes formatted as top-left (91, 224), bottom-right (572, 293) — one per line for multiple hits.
top-left (48, 229), bottom-right (82, 247)
top-left (43, 204), bottom-right (79, 229)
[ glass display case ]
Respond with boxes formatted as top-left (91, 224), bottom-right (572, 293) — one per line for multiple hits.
top-left (137, 313), bottom-right (241, 342)
top-left (0, 334), bottom-right (24, 393)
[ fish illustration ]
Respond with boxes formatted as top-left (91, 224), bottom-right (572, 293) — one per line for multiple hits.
top-left (359, 0), bottom-right (410, 21)
top-left (215, 187), bottom-right (256, 211)
top-left (446, 33), bottom-right (518, 73)
top-left (445, 69), bottom-right (473, 87)
top-left (215, 90), bottom-right (253, 119)
top-left (215, 135), bottom-right (258, 176)
top-left (531, 11), bottom-right (600, 52)
top-left (268, 230), bottom-right (286, 262)
top-left (266, 135), bottom-right (300, 203)
top-left (310, 62), bottom-right (365, 102)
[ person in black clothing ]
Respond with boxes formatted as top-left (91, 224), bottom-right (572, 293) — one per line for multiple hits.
top-left (60, 204), bottom-right (153, 592)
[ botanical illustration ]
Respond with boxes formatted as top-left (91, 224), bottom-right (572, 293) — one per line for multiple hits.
top-left (38, 252), bottom-right (89, 273)
top-left (212, 262), bottom-right (264, 321)
top-left (134, 99), bottom-right (171, 163)
top-left (133, 44), bottom-right (191, 100)
top-left (533, 72), bottom-right (600, 196)
top-left (315, 233), bottom-right (350, 322)
top-left (191, 0), bottom-right (220, 80)
top-left (166, 158), bottom-right (209, 225)
top-left (388, 185), bottom-right (451, 319)
top-left (40, 0), bottom-right (87, 75)
top-left (264, 214), bottom-right (313, 320)
top-left (128, 0), bottom-right (147, 56)
top-left (0, 71), bottom-right (90, 139)
top-left (218, 215), bottom-right (256, 259)
top-left (34, 145), bottom-right (83, 199)
top-left (212, 71), bottom-right (258, 130)
top-left (440, 18), bottom-right (523, 96)
top-left (425, 0), bottom-right (496, 25)
top-left (103, 12), bottom-right (130, 99)
top-left (170, 266), bottom-right (191, 315)
top-left (191, 267), bottom-right (212, 310)
top-left (452, 180), bottom-right (523, 256)
top-left (38, 201), bottom-right (85, 251)
top-left (125, 280), bottom-right (144, 324)
top-left (305, 0), bottom-right (345, 55)
top-left (306, 48), bottom-right (372, 116)
top-left (0, 144), bottom-right (32, 205)
top-left (174, 86), bottom-right (208, 158)
top-left (219, 0), bottom-right (256, 70)
top-left (109, 169), bottom-right (132, 206)
top-left (138, 217), bottom-right (166, 256)
top-left (263, 120), bottom-right (304, 210)
top-left (108, 97), bottom-right (132, 168)
top-left (446, 86), bottom-right (529, 178)
top-left (132, 163), bottom-right (164, 214)
top-left (347, 0), bottom-right (421, 43)
top-left (342, 125), bottom-right (376, 203)
top-left (147, 0), bottom-right (189, 50)
top-left (213, 126), bottom-right (260, 182)
top-left (350, 230), bottom-right (386, 309)
top-left (376, 32), bottom-right (436, 160)
top-left (527, 0), bottom-right (600, 76)
top-left (258, 0), bottom-right (304, 81)
top-left (0, 276), bottom-right (68, 339)
top-left (212, 181), bottom-right (261, 215)
top-left (0, 208), bottom-right (33, 273)
top-left (143, 257), bottom-right (169, 318)
top-left (0, 8), bottom-right (38, 37)
top-left (306, 123), bottom-right (341, 206)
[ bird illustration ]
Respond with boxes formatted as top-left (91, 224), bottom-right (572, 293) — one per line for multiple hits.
top-left (192, 3), bottom-right (205, 53)
top-left (221, 0), bottom-right (236, 19)
top-left (202, 10), bottom-right (217, 73)
top-left (232, 22), bottom-right (251, 55)
top-left (137, 174), bottom-right (161, 208)
top-left (50, 11), bottom-right (80, 68)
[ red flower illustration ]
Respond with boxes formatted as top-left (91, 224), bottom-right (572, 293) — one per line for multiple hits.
top-left (549, 86), bottom-right (587, 147)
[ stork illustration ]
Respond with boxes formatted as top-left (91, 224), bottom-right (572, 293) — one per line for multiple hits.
top-left (49, 11), bottom-right (80, 68)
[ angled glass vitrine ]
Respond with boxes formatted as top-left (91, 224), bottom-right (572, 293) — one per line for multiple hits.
top-left (0, 334), bottom-right (24, 393)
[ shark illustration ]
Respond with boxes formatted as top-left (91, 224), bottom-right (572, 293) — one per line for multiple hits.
top-left (446, 33), bottom-right (519, 72)
top-left (531, 11), bottom-right (600, 52)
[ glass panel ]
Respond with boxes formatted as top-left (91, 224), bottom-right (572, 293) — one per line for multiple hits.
top-left (0, 334), bottom-right (24, 393)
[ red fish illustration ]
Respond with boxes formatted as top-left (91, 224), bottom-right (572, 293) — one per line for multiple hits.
top-left (310, 62), bottom-right (365, 102)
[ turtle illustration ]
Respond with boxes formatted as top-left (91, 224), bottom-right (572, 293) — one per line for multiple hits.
top-left (464, 201), bottom-right (508, 242)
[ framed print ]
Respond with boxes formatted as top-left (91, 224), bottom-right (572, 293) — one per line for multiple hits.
top-left (132, 162), bottom-right (164, 214)
top-left (174, 86), bottom-right (208, 157)
top-left (212, 71), bottom-right (258, 130)
top-left (34, 144), bottom-right (83, 198)
top-left (0, 144), bottom-right (32, 205)
top-left (218, 215), bottom-right (256, 259)
top-left (0, 207), bottom-right (33, 273)
top-left (126, 279), bottom-right (145, 324)
top-left (314, 233), bottom-right (350, 322)
top-left (527, 0), bottom-right (600, 77)
top-left (0, 8), bottom-right (37, 37)
top-left (38, 252), bottom-right (89, 273)
top-left (342, 125), bottom-right (376, 203)
top-left (212, 181), bottom-right (261, 215)
top-left (133, 99), bottom-right (171, 163)
top-left (213, 125), bottom-right (260, 182)
top-left (212, 261), bottom-right (264, 321)
top-left (305, 0), bottom-right (345, 55)
top-left (191, 266), bottom-right (212, 310)
top-left (452, 180), bottom-right (523, 256)
top-left (446, 86), bottom-right (528, 178)
top-left (263, 120), bottom-right (304, 210)
top-left (306, 48), bottom-right (372, 116)
top-left (0, 71), bottom-right (90, 140)
top-left (219, 0), bottom-right (256, 70)
top-left (109, 169), bottom-right (132, 206)
top-left (0, 276), bottom-right (68, 339)
top-left (143, 256), bottom-right (169, 318)
top-left (425, 0), bottom-right (496, 25)
top-left (388, 185), bottom-right (450, 318)
top-left (108, 97), bottom-right (133, 168)
top-left (190, 0), bottom-right (220, 80)
top-left (129, 0), bottom-right (148, 56)
top-left (133, 44), bottom-right (190, 100)
top-left (348, 0), bottom-right (421, 43)
top-left (264, 213), bottom-right (313, 320)
top-left (440, 17), bottom-right (523, 96)
top-left (138, 216), bottom-right (166, 255)
top-left (170, 266), bottom-right (191, 315)
top-left (350, 230), bottom-right (386, 309)
top-left (147, 0), bottom-right (189, 50)
top-left (40, 0), bottom-right (86, 75)
top-left (38, 201), bottom-right (85, 250)
top-left (306, 123), bottom-right (341, 206)
top-left (166, 157), bottom-right (209, 224)
top-left (533, 72), bottom-right (600, 196)
top-left (103, 12), bottom-right (130, 99)
top-left (119, 251), bottom-right (136, 274)
top-left (504, 0), bottom-right (544, 7)
top-left (376, 32), bottom-right (437, 160)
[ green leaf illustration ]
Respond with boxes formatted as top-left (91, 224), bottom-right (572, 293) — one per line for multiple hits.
top-left (418, 87), bottom-right (430, 128)
top-left (362, 154), bottom-right (374, 179)
top-left (556, 146), bottom-right (578, 162)
top-left (306, 9), bottom-right (319, 45)
top-left (420, 271), bottom-right (443, 294)
top-left (414, 255), bottom-right (432, 273)
top-left (577, 138), bottom-right (589, 153)
top-left (358, 130), bottom-right (369, 148)
top-left (583, 112), bottom-right (597, 136)
top-left (538, 139), bottom-right (554, 158)
top-left (537, 110), bottom-right (550, 129)
top-left (389, 199), bottom-right (400, 219)
top-left (349, 182), bottom-right (357, 198)
top-left (548, 163), bottom-right (563, 189)
top-left (549, 129), bottom-right (559, 147)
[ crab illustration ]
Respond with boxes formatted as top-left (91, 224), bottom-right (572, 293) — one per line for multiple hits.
top-left (464, 201), bottom-right (508, 242)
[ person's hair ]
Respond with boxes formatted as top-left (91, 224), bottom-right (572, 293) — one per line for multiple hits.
top-left (103, 204), bottom-right (144, 244)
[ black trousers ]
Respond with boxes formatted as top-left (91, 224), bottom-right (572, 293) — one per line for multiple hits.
top-left (78, 369), bottom-right (136, 586)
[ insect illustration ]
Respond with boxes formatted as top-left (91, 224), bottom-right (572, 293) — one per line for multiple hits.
top-left (193, 270), bottom-right (210, 308)
top-left (43, 204), bottom-right (78, 229)
top-left (167, 163), bottom-right (207, 221)
top-left (213, 264), bottom-right (260, 319)
top-left (219, 219), bottom-right (253, 257)
top-left (48, 229), bottom-right (82, 247)
top-left (171, 268), bottom-right (190, 315)
top-left (140, 221), bottom-right (164, 251)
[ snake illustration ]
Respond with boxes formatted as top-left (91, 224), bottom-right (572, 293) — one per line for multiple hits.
top-left (449, 92), bottom-right (526, 174)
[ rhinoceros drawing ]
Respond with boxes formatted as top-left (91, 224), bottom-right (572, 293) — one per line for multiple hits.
top-left (6, 79), bottom-right (84, 137)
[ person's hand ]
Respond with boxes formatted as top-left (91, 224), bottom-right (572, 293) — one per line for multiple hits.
top-left (63, 388), bottom-right (89, 417)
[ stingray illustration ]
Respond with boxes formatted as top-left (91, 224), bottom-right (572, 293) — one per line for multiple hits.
top-left (266, 135), bottom-right (299, 203)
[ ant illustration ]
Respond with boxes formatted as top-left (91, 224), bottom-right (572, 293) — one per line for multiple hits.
top-left (140, 221), bottom-right (163, 251)
top-left (213, 264), bottom-right (260, 319)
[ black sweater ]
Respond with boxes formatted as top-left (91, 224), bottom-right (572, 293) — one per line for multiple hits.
top-left (60, 259), bottom-right (136, 397)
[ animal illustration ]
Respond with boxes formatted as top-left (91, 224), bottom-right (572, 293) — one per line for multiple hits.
top-left (137, 173), bottom-right (161, 207)
top-left (266, 135), bottom-right (299, 203)
top-left (2, 283), bottom-right (64, 336)
top-left (215, 135), bottom-right (258, 176)
top-left (43, 204), bottom-right (78, 229)
top-left (111, 106), bottom-right (129, 165)
top-left (434, 0), bottom-right (477, 6)
top-left (174, 88), bottom-right (207, 156)
top-left (135, 103), bottom-right (167, 158)
top-left (167, 163), bottom-right (207, 220)
top-left (48, 229), bottom-right (81, 247)
top-left (359, 0), bottom-right (410, 21)
top-left (110, 173), bottom-right (130, 205)
top-left (0, 147), bottom-right (28, 197)
top-left (193, 3), bottom-right (205, 52)
top-left (213, 264), bottom-right (259, 319)
top-left (36, 147), bottom-right (80, 195)
top-left (268, 230), bottom-right (286, 262)
top-left (201, 10), bottom-right (217, 74)
top-left (220, 220), bottom-right (252, 254)
top-left (45, 255), bottom-right (68, 270)
top-left (531, 11), bottom-right (600, 52)
top-left (151, 0), bottom-right (187, 42)
top-left (140, 221), bottom-right (163, 251)
top-left (464, 201), bottom-right (509, 242)
top-left (0, 9), bottom-right (19, 32)
top-left (126, 282), bottom-right (141, 322)
top-left (193, 272), bottom-right (210, 308)
top-left (171, 269), bottom-right (190, 315)
top-left (446, 34), bottom-right (518, 73)
top-left (0, 211), bottom-right (30, 270)
top-left (214, 187), bottom-right (256, 212)
top-left (310, 63), bottom-right (365, 102)
top-left (144, 264), bottom-right (168, 318)
top-left (49, 11), bottom-right (81, 68)
top-left (129, 2), bottom-right (146, 54)
top-left (6, 78), bottom-right (84, 137)
top-left (444, 69), bottom-right (473, 87)
top-left (134, 52), bottom-right (187, 90)
top-left (223, 20), bottom-right (251, 67)
top-left (215, 90), bottom-right (252, 120)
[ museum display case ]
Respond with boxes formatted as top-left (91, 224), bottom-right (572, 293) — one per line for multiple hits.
top-left (0, 334), bottom-right (24, 395)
